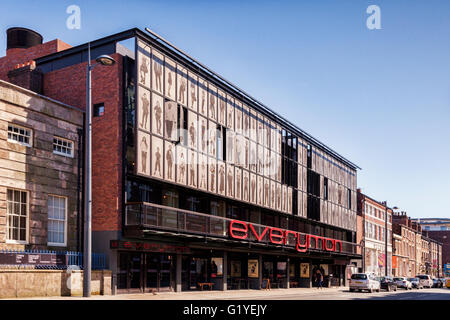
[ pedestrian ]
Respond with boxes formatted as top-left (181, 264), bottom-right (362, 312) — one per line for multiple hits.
top-left (316, 270), bottom-right (323, 289)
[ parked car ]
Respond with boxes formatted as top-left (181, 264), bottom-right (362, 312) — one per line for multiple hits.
top-left (394, 277), bottom-right (412, 290)
top-left (408, 277), bottom-right (423, 289)
top-left (349, 273), bottom-right (381, 293)
top-left (379, 276), bottom-right (397, 292)
top-left (416, 275), bottom-right (433, 288)
top-left (446, 278), bottom-right (450, 288)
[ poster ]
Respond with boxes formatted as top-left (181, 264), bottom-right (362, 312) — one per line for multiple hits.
top-left (231, 261), bottom-right (241, 277)
top-left (164, 100), bottom-right (177, 141)
top-left (277, 262), bottom-right (286, 271)
top-left (151, 136), bottom-right (163, 179)
top-left (300, 263), bottom-right (310, 278)
top-left (177, 65), bottom-right (187, 106)
top-left (217, 90), bottom-right (226, 126)
top-left (198, 78), bottom-right (208, 116)
top-left (136, 131), bottom-right (150, 176)
top-left (152, 49), bottom-right (164, 94)
top-left (211, 257), bottom-right (223, 277)
top-left (208, 83), bottom-right (217, 121)
top-left (188, 71), bottom-right (198, 111)
top-left (320, 264), bottom-right (329, 276)
top-left (152, 93), bottom-right (163, 136)
top-left (248, 259), bottom-right (259, 278)
top-left (242, 170), bottom-right (249, 202)
top-left (164, 140), bottom-right (175, 182)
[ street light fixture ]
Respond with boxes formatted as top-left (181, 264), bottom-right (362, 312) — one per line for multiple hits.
top-left (83, 43), bottom-right (115, 298)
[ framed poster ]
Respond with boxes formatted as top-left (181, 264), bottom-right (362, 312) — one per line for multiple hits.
top-left (211, 257), bottom-right (223, 277)
top-left (188, 110), bottom-right (197, 150)
top-left (263, 178), bottom-right (270, 208)
top-left (217, 161), bottom-right (226, 196)
top-left (257, 175), bottom-right (263, 206)
top-left (235, 101), bottom-right (242, 134)
top-left (248, 259), bottom-right (259, 278)
top-left (226, 95), bottom-right (234, 130)
top-left (176, 145), bottom-right (187, 185)
top-left (250, 173), bottom-right (257, 204)
top-left (208, 157), bottom-right (217, 193)
top-left (164, 100), bottom-right (177, 141)
top-left (226, 164), bottom-right (234, 198)
top-left (208, 121), bottom-right (216, 157)
top-left (231, 261), bottom-right (241, 277)
top-left (300, 263), bottom-right (310, 278)
top-left (235, 167), bottom-right (242, 200)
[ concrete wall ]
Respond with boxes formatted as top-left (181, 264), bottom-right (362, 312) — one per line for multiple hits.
top-left (0, 269), bottom-right (111, 298)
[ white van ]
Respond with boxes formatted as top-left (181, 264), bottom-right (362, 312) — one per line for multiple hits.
top-left (349, 273), bottom-right (380, 293)
top-left (416, 274), bottom-right (433, 288)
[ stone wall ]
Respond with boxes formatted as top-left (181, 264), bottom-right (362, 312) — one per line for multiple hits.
top-left (0, 269), bottom-right (111, 298)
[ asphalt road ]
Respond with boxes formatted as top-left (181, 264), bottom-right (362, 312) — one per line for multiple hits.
top-left (247, 287), bottom-right (450, 300)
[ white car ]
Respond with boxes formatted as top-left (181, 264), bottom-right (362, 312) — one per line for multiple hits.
top-left (349, 273), bottom-right (381, 293)
top-left (394, 277), bottom-right (412, 290)
top-left (416, 275), bottom-right (433, 288)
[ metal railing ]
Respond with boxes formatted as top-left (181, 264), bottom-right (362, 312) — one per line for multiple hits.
top-left (0, 249), bottom-right (106, 270)
top-left (125, 202), bottom-right (361, 255)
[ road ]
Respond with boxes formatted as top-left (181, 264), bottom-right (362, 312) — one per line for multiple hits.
top-left (247, 287), bottom-right (450, 300)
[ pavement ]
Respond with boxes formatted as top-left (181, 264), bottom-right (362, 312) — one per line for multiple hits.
top-left (5, 286), bottom-right (450, 300)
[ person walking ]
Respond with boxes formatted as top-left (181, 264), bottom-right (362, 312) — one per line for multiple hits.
top-left (316, 270), bottom-right (323, 289)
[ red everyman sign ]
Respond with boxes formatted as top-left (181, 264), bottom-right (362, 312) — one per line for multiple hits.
top-left (229, 219), bottom-right (343, 254)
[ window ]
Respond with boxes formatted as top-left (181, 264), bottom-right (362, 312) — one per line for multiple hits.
top-left (53, 137), bottom-right (74, 157)
top-left (93, 103), bottom-right (105, 117)
top-left (6, 189), bottom-right (28, 243)
top-left (7, 124), bottom-right (32, 147)
top-left (48, 195), bottom-right (67, 246)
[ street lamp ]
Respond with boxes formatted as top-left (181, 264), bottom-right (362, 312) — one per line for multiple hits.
top-left (382, 201), bottom-right (398, 277)
top-left (83, 43), bottom-right (115, 298)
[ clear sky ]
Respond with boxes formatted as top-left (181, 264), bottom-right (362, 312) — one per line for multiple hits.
top-left (1, 0), bottom-right (449, 219)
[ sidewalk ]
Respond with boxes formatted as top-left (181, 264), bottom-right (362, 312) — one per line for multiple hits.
top-left (6, 286), bottom-right (349, 300)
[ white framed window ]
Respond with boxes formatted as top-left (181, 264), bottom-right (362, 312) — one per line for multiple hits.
top-left (7, 124), bottom-right (32, 147)
top-left (6, 189), bottom-right (28, 244)
top-left (47, 195), bottom-right (67, 246)
top-left (53, 137), bottom-right (74, 157)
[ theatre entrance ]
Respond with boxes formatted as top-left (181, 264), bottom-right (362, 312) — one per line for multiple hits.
top-left (117, 252), bottom-right (175, 293)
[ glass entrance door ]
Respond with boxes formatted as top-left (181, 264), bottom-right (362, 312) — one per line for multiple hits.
top-left (117, 252), bottom-right (143, 293)
top-left (144, 253), bottom-right (174, 292)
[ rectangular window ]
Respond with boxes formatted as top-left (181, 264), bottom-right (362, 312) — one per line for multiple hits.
top-left (48, 195), bottom-right (67, 246)
top-left (7, 124), bottom-right (32, 147)
top-left (93, 103), bottom-right (105, 117)
top-left (53, 137), bottom-right (74, 157)
top-left (6, 189), bottom-right (28, 243)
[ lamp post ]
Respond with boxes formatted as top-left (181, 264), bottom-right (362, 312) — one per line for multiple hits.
top-left (382, 201), bottom-right (398, 277)
top-left (83, 43), bottom-right (115, 298)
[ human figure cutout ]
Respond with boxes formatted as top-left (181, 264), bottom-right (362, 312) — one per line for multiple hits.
top-left (140, 136), bottom-right (148, 174)
top-left (189, 152), bottom-right (196, 187)
top-left (210, 164), bottom-right (215, 192)
top-left (219, 164), bottom-right (225, 194)
top-left (154, 146), bottom-right (161, 177)
top-left (179, 152), bottom-right (186, 184)
top-left (140, 56), bottom-right (149, 85)
top-left (179, 78), bottom-right (186, 104)
top-left (167, 71), bottom-right (173, 97)
top-left (200, 161), bottom-right (206, 189)
top-left (227, 167), bottom-right (233, 196)
top-left (154, 100), bottom-right (162, 135)
top-left (140, 92), bottom-right (149, 129)
top-left (189, 121), bottom-right (196, 148)
top-left (190, 82), bottom-right (197, 108)
top-left (154, 60), bottom-right (162, 92)
top-left (166, 144), bottom-right (173, 180)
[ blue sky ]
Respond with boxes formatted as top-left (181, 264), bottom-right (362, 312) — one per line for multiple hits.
top-left (1, 0), bottom-right (449, 219)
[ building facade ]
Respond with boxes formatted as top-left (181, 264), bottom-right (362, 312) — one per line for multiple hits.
top-left (0, 79), bottom-right (83, 252)
top-left (0, 27), bottom-right (361, 292)
top-left (356, 190), bottom-right (393, 276)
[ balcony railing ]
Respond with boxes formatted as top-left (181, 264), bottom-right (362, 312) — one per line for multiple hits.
top-left (125, 202), bottom-right (361, 256)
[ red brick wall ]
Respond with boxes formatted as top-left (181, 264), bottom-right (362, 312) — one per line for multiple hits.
top-left (0, 39), bottom-right (71, 82)
top-left (42, 53), bottom-right (124, 232)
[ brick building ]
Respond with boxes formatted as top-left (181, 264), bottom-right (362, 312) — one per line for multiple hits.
top-left (0, 79), bottom-right (83, 251)
top-left (0, 27), bottom-right (362, 293)
top-left (356, 190), bottom-right (393, 276)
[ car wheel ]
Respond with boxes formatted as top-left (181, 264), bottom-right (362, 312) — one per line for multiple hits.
top-left (377, 289), bottom-right (380, 292)
top-left (394, 287), bottom-right (397, 291)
